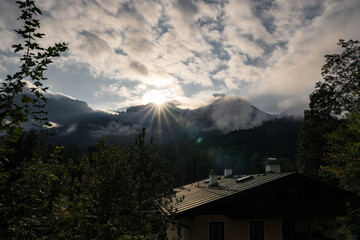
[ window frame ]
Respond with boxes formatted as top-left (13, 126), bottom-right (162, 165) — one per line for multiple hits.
top-left (249, 220), bottom-right (265, 240)
top-left (208, 221), bottom-right (225, 240)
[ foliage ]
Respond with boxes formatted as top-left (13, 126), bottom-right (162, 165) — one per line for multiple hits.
top-left (296, 116), bottom-right (340, 178)
top-left (297, 39), bottom-right (360, 237)
top-left (71, 130), bottom-right (176, 239)
top-left (0, 146), bottom-right (75, 239)
top-left (297, 39), bottom-right (360, 178)
top-left (320, 110), bottom-right (360, 238)
top-left (0, 0), bottom-right (67, 152)
top-left (321, 110), bottom-right (360, 194)
top-left (309, 39), bottom-right (360, 119)
top-left (162, 117), bottom-right (301, 186)
top-left (208, 117), bottom-right (300, 173)
top-left (162, 135), bottom-right (210, 186)
top-left (1, 130), bottom-right (176, 239)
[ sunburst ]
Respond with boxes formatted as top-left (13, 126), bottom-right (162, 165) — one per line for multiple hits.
top-left (141, 90), bottom-right (169, 106)
top-left (139, 90), bottom-right (179, 141)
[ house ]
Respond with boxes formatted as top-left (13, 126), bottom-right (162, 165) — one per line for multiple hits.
top-left (164, 159), bottom-right (354, 240)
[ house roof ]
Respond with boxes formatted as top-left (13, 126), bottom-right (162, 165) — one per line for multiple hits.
top-left (164, 172), bottom-right (294, 216)
top-left (161, 172), bottom-right (355, 218)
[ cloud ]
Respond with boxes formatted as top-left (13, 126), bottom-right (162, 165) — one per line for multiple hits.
top-left (60, 123), bottom-right (78, 136)
top-left (213, 93), bottom-right (225, 98)
top-left (0, 1), bottom-right (20, 52)
top-left (78, 31), bottom-right (113, 58)
top-left (210, 97), bottom-right (271, 132)
top-left (0, 0), bottom-right (359, 113)
top-left (46, 121), bottom-right (61, 128)
top-left (254, 0), bottom-right (360, 102)
top-left (179, 96), bottom-right (272, 133)
top-left (129, 60), bottom-right (149, 75)
top-left (90, 121), bottom-right (140, 137)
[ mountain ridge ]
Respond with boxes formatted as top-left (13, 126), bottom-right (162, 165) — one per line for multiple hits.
top-left (39, 94), bottom-right (304, 148)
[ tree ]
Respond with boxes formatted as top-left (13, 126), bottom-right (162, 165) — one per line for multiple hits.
top-left (0, 1), bottom-right (69, 238)
top-left (320, 109), bottom-right (360, 239)
top-left (72, 130), bottom-right (176, 239)
top-left (0, 0), bottom-right (67, 152)
top-left (310, 39), bottom-right (360, 119)
top-left (0, 2), bottom-right (68, 235)
top-left (296, 115), bottom-right (340, 178)
top-left (1, 129), bottom-right (177, 239)
top-left (297, 39), bottom-right (360, 238)
top-left (297, 39), bottom-right (360, 178)
top-left (321, 110), bottom-right (360, 195)
top-left (0, 146), bottom-right (75, 239)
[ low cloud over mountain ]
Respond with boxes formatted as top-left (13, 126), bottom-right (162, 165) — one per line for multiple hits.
top-left (178, 96), bottom-right (273, 132)
top-left (40, 93), bottom-right (299, 148)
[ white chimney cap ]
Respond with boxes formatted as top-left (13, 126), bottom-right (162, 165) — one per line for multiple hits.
top-left (209, 169), bottom-right (218, 186)
top-left (224, 169), bottom-right (232, 178)
top-left (264, 158), bottom-right (282, 173)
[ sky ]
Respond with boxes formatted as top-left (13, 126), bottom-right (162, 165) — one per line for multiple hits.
top-left (1, 0), bottom-right (360, 114)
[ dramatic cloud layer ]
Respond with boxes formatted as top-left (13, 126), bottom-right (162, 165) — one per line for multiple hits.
top-left (1, 0), bottom-right (359, 113)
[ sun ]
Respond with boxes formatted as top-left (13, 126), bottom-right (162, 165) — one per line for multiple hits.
top-left (141, 90), bottom-right (170, 106)
top-left (138, 89), bottom-right (180, 140)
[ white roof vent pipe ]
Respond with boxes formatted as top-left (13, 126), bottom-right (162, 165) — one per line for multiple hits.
top-left (209, 169), bottom-right (218, 187)
top-left (264, 158), bottom-right (282, 173)
top-left (224, 169), bottom-right (233, 178)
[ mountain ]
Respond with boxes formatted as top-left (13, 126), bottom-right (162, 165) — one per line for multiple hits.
top-left (179, 96), bottom-right (273, 132)
top-left (39, 94), bottom-right (292, 148)
top-left (278, 101), bottom-right (308, 118)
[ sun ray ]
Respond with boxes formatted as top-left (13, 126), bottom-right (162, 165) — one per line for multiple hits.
top-left (156, 102), bottom-right (179, 139)
top-left (138, 89), bottom-right (183, 142)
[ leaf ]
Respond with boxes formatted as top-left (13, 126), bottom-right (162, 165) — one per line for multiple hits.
top-left (33, 7), bottom-right (42, 15)
top-left (48, 173), bottom-right (59, 181)
top-left (12, 44), bottom-right (24, 53)
top-left (34, 32), bottom-right (45, 39)
top-left (21, 94), bottom-right (32, 104)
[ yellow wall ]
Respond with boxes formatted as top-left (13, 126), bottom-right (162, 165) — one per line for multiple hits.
top-left (167, 215), bottom-right (339, 240)
top-left (167, 215), bottom-right (283, 240)
top-left (309, 217), bottom-right (338, 239)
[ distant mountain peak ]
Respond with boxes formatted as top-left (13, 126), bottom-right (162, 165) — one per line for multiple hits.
top-left (178, 95), bottom-right (273, 133)
top-left (41, 93), bottom-right (303, 147)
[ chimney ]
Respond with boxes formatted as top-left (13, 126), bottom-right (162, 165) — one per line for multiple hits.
top-left (209, 169), bottom-right (218, 187)
top-left (264, 158), bottom-right (281, 173)
top-left (224, 169), bottom-right (233, 178)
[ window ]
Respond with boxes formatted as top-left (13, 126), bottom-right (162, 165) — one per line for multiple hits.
top-left (209, 222), bottom-right (224, 240)
top-left (250, 221), bottom-right (264, 240)
top-left (184, 228), bottom-right (189, 240)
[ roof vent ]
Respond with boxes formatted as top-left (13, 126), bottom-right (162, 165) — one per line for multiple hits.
top-left (224, 169), bottom-right (233, 178)
top-left (209, 169), bottom-right (218, 187)
top-left (236, 175), bottom-right (254, 183)
top-left (263, 158), bottom-right (281, 173)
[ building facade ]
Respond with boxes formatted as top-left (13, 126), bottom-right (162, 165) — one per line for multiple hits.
top-left (165, 163), bottom-right (352, 240)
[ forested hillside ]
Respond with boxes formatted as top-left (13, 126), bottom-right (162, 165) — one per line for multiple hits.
top-left (162, 117), bottom-right (302, 186)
